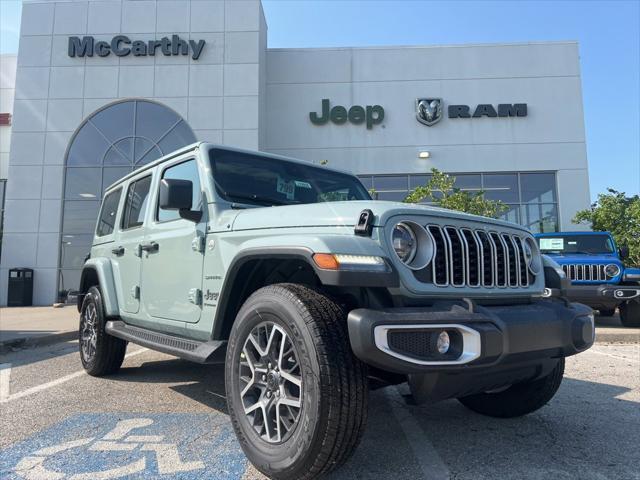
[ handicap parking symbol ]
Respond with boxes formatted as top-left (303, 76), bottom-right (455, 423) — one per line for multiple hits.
top-left (0, 414), bottom-right (247, 479)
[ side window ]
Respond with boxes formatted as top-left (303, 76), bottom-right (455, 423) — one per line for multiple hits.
top-left (157, 159), bottom-right (201, 222)
top-left (96, 187), bottom-right (122, 237)
top-left (121, 176), bottom-right (152, 230)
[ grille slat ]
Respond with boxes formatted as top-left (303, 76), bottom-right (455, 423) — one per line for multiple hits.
top-left (563, 263), bottom-right (611, 282)
top-left (427, 225), bottom-right (532, 289)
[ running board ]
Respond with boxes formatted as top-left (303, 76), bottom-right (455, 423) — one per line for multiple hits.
top-left (105, 320), bottom-right (226, 364)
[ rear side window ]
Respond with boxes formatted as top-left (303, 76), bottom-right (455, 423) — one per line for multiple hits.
top-left (96, 187), bottom-right (122, 237)
top-left (157, 159), bottom-right (201, 222)
top-left (121, 176), bottom-right (152, 230)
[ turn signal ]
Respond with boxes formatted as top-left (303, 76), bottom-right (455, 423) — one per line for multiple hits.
top-left (313, 253), bottom-right (340, 270)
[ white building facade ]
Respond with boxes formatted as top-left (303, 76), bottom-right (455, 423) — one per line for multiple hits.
top-left (0, 0), bottom-right (590, 306)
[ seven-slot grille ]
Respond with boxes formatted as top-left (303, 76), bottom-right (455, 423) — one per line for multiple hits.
top-left (562, 264), bottom-right (609, 281)
top-left (426, 225), bottom-right (531, 288)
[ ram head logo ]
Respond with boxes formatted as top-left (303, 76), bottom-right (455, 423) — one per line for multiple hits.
top-left (416, 98), bottom-right (443, 126)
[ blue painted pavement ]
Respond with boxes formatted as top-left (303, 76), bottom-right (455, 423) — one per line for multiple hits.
top-left (0, 413), bottom-right (248, 479)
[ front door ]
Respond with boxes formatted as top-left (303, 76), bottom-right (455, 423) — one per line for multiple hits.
top-left (140, 158), bottom-right (205, 324)
top-left (113, 175), bottom-right (153, 314)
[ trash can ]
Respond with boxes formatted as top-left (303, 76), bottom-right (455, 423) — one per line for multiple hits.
top-left (7, 268), bottom-right (34, 307)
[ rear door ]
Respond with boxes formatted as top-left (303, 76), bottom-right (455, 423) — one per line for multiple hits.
top-left (113, 174), bottom-right (153, 314)
top-left (140, 156), bottom-right (206, 323)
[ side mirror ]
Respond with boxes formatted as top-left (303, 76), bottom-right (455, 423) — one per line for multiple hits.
top-left (159, 179), bottom-right (202, 222)
top-left (619, 245), bottom-right (629, 260)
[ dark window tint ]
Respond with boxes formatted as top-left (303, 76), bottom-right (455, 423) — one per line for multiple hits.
top-left (122, 176), bottom-right (152, 229)
top-left (96, 188), bottom-right (122, 237)
top-left (158, 159), bottom-right (201, 222)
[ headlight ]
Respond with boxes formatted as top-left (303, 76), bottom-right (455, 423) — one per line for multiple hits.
top-left (392, 223), bottom-right (417, 263)
top-left (391, 221), bottom-right (434, 270)
top-left (605, 264), bottom-right (621, 277)
top-left (524, 237), bottom-right (542, 275)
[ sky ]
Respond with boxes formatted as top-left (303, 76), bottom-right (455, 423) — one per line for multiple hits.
top-left (1, 0), bottom-right (639, 200)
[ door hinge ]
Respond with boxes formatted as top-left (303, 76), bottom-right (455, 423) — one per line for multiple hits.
top-left (131, 285), bottom-right (140, 299)
top-left (188, 288), bottom-right (202, 306)
top-left (191, 234), bottom-right (205, 253)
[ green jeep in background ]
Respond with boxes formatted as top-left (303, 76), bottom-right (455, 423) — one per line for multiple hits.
top-left (78, 143), bottom-right (594, 480)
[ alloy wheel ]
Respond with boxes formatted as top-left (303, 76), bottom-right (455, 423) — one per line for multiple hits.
top-left (80, 302), bottom-right (98, 362)
top-left (239, 321), bottom-right (303, 443)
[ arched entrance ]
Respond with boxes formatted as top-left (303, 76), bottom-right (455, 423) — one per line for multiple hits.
top-left (58, 99), bottom-right (196, 300)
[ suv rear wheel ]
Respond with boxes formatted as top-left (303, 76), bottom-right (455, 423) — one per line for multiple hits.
top-left (79, 286), bottom-right (127, 376)
top-left (458, 358), bottom-right (564, 418)
top-left (225, 284), bottom-right (368, 480)
top-left (619, 300), bottom-right (640, 328)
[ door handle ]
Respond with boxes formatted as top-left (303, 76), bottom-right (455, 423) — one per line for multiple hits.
top-left (111, 246), bottom-right (125, 256)
top-left (139, 241), bottom-right (159, 253)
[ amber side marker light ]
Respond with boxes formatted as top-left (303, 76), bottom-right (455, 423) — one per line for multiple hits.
top-left (312, 253), bottom-right (389, 272)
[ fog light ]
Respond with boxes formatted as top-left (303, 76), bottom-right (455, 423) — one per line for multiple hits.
top-left (436, 331), bottom-right (450, 354)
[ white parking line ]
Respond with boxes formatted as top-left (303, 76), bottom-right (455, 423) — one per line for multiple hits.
top-left (385, 387), bottom-right (451, 480)
top-left (0, 348), bottom-right (148, 404)
top-left (0, 363), bottom-right (11, 402)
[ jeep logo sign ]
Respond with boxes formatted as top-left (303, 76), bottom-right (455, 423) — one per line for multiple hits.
top-left (68, 35), bottom-right (206, 60)
top-left (310, 99), bottom-right (384, 129)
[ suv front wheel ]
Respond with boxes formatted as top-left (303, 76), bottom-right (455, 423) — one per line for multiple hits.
top-left (619, 300), bottom-right (640, 328)
top-left (458, 358), bottom-right (565, 418)
top-left (225, 284), bottom-right (368, 480)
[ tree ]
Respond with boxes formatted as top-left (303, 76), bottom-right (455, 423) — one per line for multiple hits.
top-left (573, 189), bottom-right (640, 266)
top-left (403, 168), bottom-right (507, 219)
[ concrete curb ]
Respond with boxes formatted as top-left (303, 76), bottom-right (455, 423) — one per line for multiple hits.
top-left (594, 330), bottom-right (640, 344)
top-left (0, 331), bottom-right (77, 355)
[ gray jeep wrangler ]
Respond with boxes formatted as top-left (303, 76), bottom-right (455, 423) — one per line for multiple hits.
top-left (78, 143), bottom-right (594, 479)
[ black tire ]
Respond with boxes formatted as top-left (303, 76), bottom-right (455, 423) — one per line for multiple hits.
top-left (458, 358), bottom-right (565, 418)
top-left (79, 286), bottom-right (127, 376)
top-left (225, 283), bottom-right (368, 480)
top-left (619, 300), bottom-right (640, 327)
top-left (598, 308), bottom-right (616, 317)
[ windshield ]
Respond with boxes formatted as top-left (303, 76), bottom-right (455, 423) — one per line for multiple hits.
top-left (537, 234), bottom-right (615, 254)
top-left (209, 149), bottom-right (370, 207)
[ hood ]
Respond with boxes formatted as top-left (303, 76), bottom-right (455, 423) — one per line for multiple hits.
top-left (230, 200), bottom-right (526, 232)
top-left (544, 252), bottom-right (621, 264)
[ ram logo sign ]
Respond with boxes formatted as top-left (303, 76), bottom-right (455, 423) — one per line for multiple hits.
top-left (415, 98), bottom-right (528, 126)
top-left (416, 98), bottom-right (444, 126)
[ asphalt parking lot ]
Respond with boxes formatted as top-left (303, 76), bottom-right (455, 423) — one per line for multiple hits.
top-left (0, 336), bottom-right (638, 479)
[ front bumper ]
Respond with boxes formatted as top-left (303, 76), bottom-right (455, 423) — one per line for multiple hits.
top-left (564, 284), bottom-right (640, 309)
top-left (347, 299), bottom-right (594, 375)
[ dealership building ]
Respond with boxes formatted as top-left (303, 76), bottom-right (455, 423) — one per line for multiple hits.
top-left (0, 0), bottom-right (591, 306)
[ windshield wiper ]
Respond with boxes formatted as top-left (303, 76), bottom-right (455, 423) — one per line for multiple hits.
top-left (225, 192), bottom-right (289, 206)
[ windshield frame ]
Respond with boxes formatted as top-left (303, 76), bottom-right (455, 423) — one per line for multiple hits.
top-left (208, 147), bottom-right (371, 207)
top-left (537, 234), bottom-right (615, 255)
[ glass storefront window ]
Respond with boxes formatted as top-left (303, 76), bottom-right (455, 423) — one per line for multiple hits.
top-left (363, 171), bottom-right (559, 231)
top-left (454, 174), bottom-right (482, 193)
top-left (483, 174), bottom-right (519, 203)
top-left (59, 99), bottom-right (196, 297)
top-left (64, 168), bottom-right (102, 200)
top-left (520, 173), bottom-right (557, 204)
top-left (520, 203), bottom-right (558, 233)
top-left (373, 175), bottom-right (408, 191)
